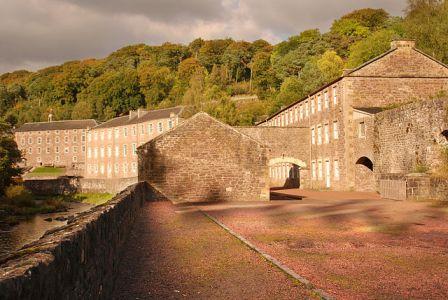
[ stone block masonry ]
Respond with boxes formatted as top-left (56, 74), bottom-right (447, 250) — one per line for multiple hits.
top-left (138, 112), bottom-right (270, 203)
top-left (0, 182), bottom-right (152, 300)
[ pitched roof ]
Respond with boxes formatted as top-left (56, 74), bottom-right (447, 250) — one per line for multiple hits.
top-left (93, 106), bottom-right (184, 129)
top-left (15, 119), bottom-right (97, 132)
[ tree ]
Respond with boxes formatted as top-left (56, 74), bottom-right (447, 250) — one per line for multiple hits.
top-left (341, 8), bottom-right (390, 30)
top-left (197, 39), bottom-right (233, 71)
top-left (317, 50), bottom-right (344, 83)
top-left (0, 122), bottom-right (22, 196)
top-left (137, 63), bottom-right (175, 107)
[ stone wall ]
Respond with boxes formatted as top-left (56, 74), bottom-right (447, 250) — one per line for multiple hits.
top-left (79, 177), bottom-right (138, 193)
top-left (374, 98), bottom-right (448, 176)
top-left (0, 182), bottom-right (151, 299)
top-left (138, 113), bottom-right (270, 203)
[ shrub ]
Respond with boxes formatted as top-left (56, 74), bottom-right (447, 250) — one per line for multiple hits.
top-left (5, 185), bottom-right (35, 207)
top-left (414, 164), bottom-right (429, 174)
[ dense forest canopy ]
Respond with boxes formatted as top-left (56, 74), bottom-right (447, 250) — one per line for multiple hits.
top-left (1, 0), bottom-right (447, 127)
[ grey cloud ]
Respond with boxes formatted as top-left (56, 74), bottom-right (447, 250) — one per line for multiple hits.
top-left (0, 0), bottom-right (408, 73)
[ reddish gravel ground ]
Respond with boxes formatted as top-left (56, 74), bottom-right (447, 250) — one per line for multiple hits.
top-left (202, 189), bottom-right (448, 299)
top-left (113, 201), bottom-right (318, 300)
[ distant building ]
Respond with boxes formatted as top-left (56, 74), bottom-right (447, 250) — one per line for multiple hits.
top-left (84, 106), bottom-right (184, 180)
top-left (14, 119), bottom-right (98, 170)
top-left (257, 40), bottom-right (448, 191)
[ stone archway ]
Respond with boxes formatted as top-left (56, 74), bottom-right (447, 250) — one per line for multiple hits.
top-left (268, 157), bottom-right (307, 189)
top-left (355, 156), bottom-right (375, 191)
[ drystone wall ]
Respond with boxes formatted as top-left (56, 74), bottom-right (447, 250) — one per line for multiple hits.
top-left (0, 182), bottom-right (151, 300)
top-left (138, 113), bottom-right (270, 203)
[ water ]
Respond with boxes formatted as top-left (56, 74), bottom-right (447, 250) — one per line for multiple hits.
top-left (0, 202), bottom-right (93, 258)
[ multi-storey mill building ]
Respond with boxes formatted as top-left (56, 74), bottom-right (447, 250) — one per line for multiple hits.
top-left (258, 40), bottom-right (448, 191)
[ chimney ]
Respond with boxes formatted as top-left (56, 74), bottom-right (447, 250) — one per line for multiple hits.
top-left (48, 112), bottom-right (53, 122)
top-left (137, 108), bottom-right (148, 118)
top-left (129, 110), bottom-right (137, 120)
top-left (391, 40), bottom-right (415, 49)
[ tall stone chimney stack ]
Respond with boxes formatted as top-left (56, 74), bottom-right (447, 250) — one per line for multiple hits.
top-left (391, 40), bottom-right (416, 49)
top-left (48, 111), bottom-right (53, 122)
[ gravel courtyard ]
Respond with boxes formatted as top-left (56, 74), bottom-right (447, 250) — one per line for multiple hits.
top-left (202, 189), bottom-right (448, 299)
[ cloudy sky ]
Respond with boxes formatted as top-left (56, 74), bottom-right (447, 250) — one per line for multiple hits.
top-left (0, 0), bottom-right (407, 73)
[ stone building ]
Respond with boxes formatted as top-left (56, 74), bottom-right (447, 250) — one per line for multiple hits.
top-left (84, 106), bottom-right (183, 180)
top-left (14, 119), bottom-right (97, 170)
top-left (257, 40), bottom-right (448, 191)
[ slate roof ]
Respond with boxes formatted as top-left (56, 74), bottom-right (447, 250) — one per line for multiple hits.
top-left (15, 119), bottom-right (98, 132)
top-left (93, 106), bottom-right (184, 129)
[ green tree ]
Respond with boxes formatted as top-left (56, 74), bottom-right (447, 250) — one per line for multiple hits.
top-left (317, 50), bottom-right (344, 82)
top-left (0, 122), bottom-right (22, 196)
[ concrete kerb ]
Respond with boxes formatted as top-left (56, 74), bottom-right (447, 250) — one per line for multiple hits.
top-left (201, 210), bottom-right (333, 300)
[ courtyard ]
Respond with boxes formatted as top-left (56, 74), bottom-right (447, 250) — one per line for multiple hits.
top-left (198, 189), bottom-right (448, 299)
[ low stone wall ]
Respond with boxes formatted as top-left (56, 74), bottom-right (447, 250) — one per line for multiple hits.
top-left (79, 177), bottom-right (138, 194)
top-left (0, 181), bottom-right (151, 299)
top-left (430, 177), bottom-right (448, 201)
top-left (24, 177), bottom-right (80, 195)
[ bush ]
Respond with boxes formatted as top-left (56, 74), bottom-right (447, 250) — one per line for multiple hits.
top-left (4, 185), bottom-right (35, 207)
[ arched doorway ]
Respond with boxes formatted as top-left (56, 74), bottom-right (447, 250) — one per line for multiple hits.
top-left (355, 156), bottom-right (375, 191)
top-left (268, 157), bottom-right (307, 189)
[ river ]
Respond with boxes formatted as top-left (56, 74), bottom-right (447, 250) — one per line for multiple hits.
top-left (0, 202), bottom-right (93, 258)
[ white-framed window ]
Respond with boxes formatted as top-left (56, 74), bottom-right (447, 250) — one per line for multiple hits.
top-left (20, 138), bottom-right (25, 146)
top-left (168, 119), bottom-right (173, 129)
top-left (359, 121), bottom-right (366, 138)
top-left (88, 133), bottom-right (92, 142)
top-left (82, 146), bottom-right (86, 153)
top-left (100, 147), bottom-right (105, 158)
top-left (73, 146), bottom-right (78, 153)
top-left (123, 144), bottom-right (127, 156)
top-left (141, 125), bottom-right (145, 134)
top-left (88, 148), bottom-right (92, 158)
top-left (28, 137), bottom-right (33, 144)
top-left (55, 136), bottom-right (60, 144)
top-left (108, 129), bottom-right (112, 140)
top-left (311, 127), bottom-right (316, 145)
top-left (55, 155), bottom-right (60, 162)
top-left (334, 159), bottom-right (340, 180)
top-left (64, 130), bottom-right (68, 135)
top-left (37, 157), bottom-right (41, 163)
top-left (114, 163), bottom-right (119, 174)
top-left (289, 110), bottom-right (293, 124)
top-left (115, 146), bottom-right (119, 157)
top-left (317, 125), bottom-right (322, 145)
top-left (107, 146), bottom-right (112, 158)
top-left (299, 104), bottom-right (303, 120)
top-left (294, 107), bottom-right (298, 122)
top-left (46, 147), bottom-right (50, 154)
top-left (158, 122), bottom-right (163, 133)
top-left (318, 160), bottom-right (323, 180)
top-left (64, 136), bottom-right (69, 143)
top-left (100, 164), bottom-right (105, 175)
top-left (107, 164), bottom-right (112, 175)
top-left (55, 146), bottom-right (59, 154)
top-left (312, 161), bottom-right (316, 179)
top-left (73, 156), bottom-right (77, 162)
top-left (333, 86), bottom-right (338, 105)
top-left (37, 137), bottom-right (42, 144)
top-left (55, 130), bottom-right (60, 135)
top-left (100, 130), bottom-right (105, 141)
top-left (131, 162), bottom-right (137, 173)
top-left (46, 136), bottom-right (51, 144)
top-left (132, 126), bottom-right (136, 136)
top-left (123, 128), bottom-right (128, 137)
top-left (64, 147), bottom-right (69, 154)
top-left (305, 101), bottom-right (309, 117)
top-left (94, 147), bottom-right (98, 158)
top-left (333, 121), bottom-right (339, 140)
top-left (148, 123), bottom-right (153, 134)
top-left (311, 98), bottom-right (315, 114)
top-left (73, 135), bottom-right (77, 143)
top-left (132, 143), bottom-right (137, 156)
top-left (324, 91), bottom-right (329, 109)
top-left (123, 163), bottom-right (128, 174)
top-left (317, 94), bottom-right (322, 112)
top-left (324, 123), bottom-right (330, 144)
top-left (82, 134), bottom-right (86, 142)
top-left (37, 147), bottom-right (41, 154)
top-left (114, 128), bottom-right (119, 139)
top-left (285, 113), bottom-right (289, 126)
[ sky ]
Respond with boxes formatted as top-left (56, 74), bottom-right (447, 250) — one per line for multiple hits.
top-left (0, 0), bottom-right (407, 74)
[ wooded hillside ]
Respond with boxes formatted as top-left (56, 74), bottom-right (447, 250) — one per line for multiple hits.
top-left (1, 1), bottom-right (447, 126)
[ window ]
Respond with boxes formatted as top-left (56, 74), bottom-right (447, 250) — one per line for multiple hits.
top-left (100, 147), bottom-right (104, 158)
top-left (88, 148), bottom-right (92, 158)
top-left (294, 107), bottom-right (298, 122)
top-left (317, 125), bottom-right (322, 145)
top-left (100, 164), bottom-right (105, 175)
top-left (37, 137), bottom-right (42, 144)
top-left (37, 147), bottom-right (41, 154)
top-left (46, 147), bottom-right (50, 154)
top-left (108, 129), bottom-right (112, 140)
top-left (82, 146), bottom-right (86, 153)
top-left (324, 123), bottom-right (330, 144)
top-left (168, 120), bottom-right (173, 129)
top-left (158, 122), bottom-right (163, 133)
top-left (46, 137), bottom-right (51, 144)
top-left (358, 121), bottom-right (366, 138)
top-left (148, 123), bottom-right (153, 134)
top-left (132, 143), bottom-right (137, 156)
top-left (132, 126), bottom-right (136, 136)
top-left (107, 164), bottom-right (112, 175)
top-left (64, 136), bottom-right (69, 143)
top-left (114, 128), bottom-right (119, 139)
top-left (21, 138), bottom-right (25, 146)
top-left (64, 130), bottom-right (68, 135)
top-left (114, 163), bottom-right (119, 174)
top-left (123, 144), bottom-right (127, 156)
top-left (141, 125), bottom-right (145, 134)
top-left (73, 146), bottom-right (78, 153)
top-left (64, 147), bottom-right (69, 154)
top-left (311, 127), bottom-right (316, 145)
top-left (115, 146), bottom-right (119, 157)
top-left (318, 160), bottom-right (323, 179)
top-left (55, 136), bottom-right (60, 144)
top-left (28, 137), bottom-right (33, 144)
top-left (123, 163), bottom-right (128, 174)
top-left (317, 94), bottom-right (322, 112)
top-left (55, 146), bottom-right (59, 153)
top-left (289, 110), bottom-right (293, 124)
top-left (55, 130), bottom-right (60, 135)
top-left (333, 121), bottom-right (339, 140)
top-left (55, 155), bottom-right (60, 163)
top-left (123, 128), bottom-right (128, 137)
top-left (324, 91), bottom-right (329, 109)
top-left (73, 135), bottom-right (77, 143)
top-left (305, 101), bottom-right (309, 117)
top-left (299, 104), bottom-right (303, 120)
top-left (311, 99), bottom-right (315, 114)
top-left (131, 162), bottom-right (137, 173)
top-left (73, 156), bottom-right (77, 162)
top-left (100, 130), bottom-right (105, 141)
top-left (37, 157), bottom-right (41, 163)
top-left (82, 134), bottom-right (86, 142)
top-left (334, 159), bottom-right (340, 180)
top-left (94, 148), bottom-right (98, 158)
top-left (312, 161), bottom-right (316, 179)
top-left (107, 146), bottom-right (112, 158)
top-left (88, 133), bottom-right (92, 142)
top-left (333, 86), bottom-right (338, 105)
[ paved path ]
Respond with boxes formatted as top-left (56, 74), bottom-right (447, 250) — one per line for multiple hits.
top-left (113, 201), bottom-right (316, 299)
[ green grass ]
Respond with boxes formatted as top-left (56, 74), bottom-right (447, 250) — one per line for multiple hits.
top-left (72, 193), bottom-right (114, 206)
top-left (27, 167), bottom-right (65, 177)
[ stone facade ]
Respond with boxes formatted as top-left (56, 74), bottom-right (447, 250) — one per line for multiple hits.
top-left (14, 119), bottom-right (97, 170)
top-left (84, 107), bottom-right (183, 180)
top-left (258, 40), bottom-right (448, 192)
top-left (138, 113), bottom-right (270, 203)
top-left (0, 182), bottom-right (151, 299)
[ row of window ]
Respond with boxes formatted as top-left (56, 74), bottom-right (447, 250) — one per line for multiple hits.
top-left (87, 144), bottom-right (137, 159)
top-left (311, 159), bottom-right (340, 181)
top-left (27, 129), bottom-right (85, 136)
top-left (267, 85), bottom-right (338, 127)
top-left (87, 162), bottom-right (138, 176)
top-left (21, 135), bottom-right (85, 146)
top-left (269, 164), bottom-right (299, 180)
top-left (88, 120), bottom-right (173, 142)
top-left (311, 121), bottom-right (339, 145)
top-left (28, 146), bottom-right (86, 155)
top-left (35, 155), bottom-right (78, 163)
